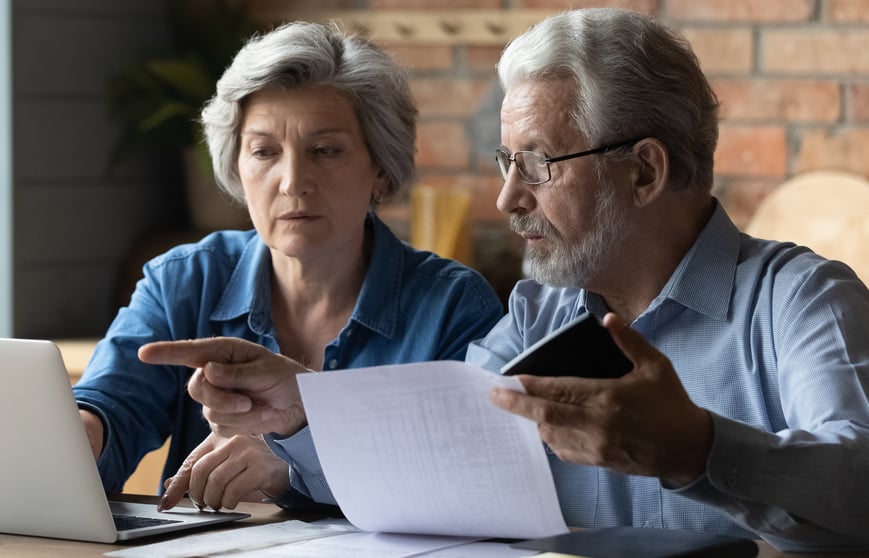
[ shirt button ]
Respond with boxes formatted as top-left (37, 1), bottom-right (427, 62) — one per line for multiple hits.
top-left (345, 328), bottom-right (353, 338)
top-left (726, 470), bottom-right (738, 488)
top-left (328, 359), bottom-right (338, 369)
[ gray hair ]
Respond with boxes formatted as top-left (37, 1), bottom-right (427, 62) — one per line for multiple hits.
top-left (201, 21), bottom-right (418, 203)
top-left (497, 8), bottom-right (720, 191)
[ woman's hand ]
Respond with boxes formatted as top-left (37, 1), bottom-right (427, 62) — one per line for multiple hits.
top-left (79, 409), bottom-right (104, 460)
top-left (139, 337), bottom-right (309, 437)
top-left (159, 432), bottom-right (290, 511)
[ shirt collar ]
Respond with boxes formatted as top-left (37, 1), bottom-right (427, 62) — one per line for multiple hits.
top-left (211, 233), bottom-right (271, 326)
top-left (655, 199), bottom-right (739, 321)
top-left (350, 210), bottom-right (403, 339)
top-left (210, 211), bottom-right (403, 339)
top-left (581, 199), bottom-right (739, 322)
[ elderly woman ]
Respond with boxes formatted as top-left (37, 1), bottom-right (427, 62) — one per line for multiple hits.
top-left (74, 21), bottom-right (503, 511)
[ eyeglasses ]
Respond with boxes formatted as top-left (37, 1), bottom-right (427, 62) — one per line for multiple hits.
top-left (495, 137), bottom-right (643, 185)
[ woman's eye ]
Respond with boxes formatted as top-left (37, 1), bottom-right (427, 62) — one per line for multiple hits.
top-left (251, 147), bottom-right (275, 158)
top-left (312, 146), bottom-right (341, 157)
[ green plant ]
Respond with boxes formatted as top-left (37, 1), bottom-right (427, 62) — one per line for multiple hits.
top-left (107, 0), bottom-right (257, 168)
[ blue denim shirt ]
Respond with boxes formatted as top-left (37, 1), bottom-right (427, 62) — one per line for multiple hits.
top-left (466, 202), bottom-right (869, 553)
top-left (73, 211), bottom-right (504, 499)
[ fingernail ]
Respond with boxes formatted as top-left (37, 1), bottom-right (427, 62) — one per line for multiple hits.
top-left (158, 495), bottom-right (169, 512)
top-left (210, 362), bottom-right (229, 379)
top-left (236, 398), bottom-right (252, 413)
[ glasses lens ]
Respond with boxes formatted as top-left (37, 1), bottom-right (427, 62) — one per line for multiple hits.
top-left (495, 150), bottom-right (511, 179)
top-left (516, 151), bottom-right (548, 185)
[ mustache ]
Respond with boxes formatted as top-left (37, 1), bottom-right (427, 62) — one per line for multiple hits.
top-left (509, 214), bottom-right (558, 238)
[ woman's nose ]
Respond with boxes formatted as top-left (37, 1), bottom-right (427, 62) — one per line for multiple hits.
top-left (278, 153), bottom-right (310, 197)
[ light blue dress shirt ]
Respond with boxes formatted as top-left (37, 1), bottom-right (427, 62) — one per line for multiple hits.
top-left (74, 211), bottom-right (504, 503)
top-left (465, 202), bottom-right (869, 553)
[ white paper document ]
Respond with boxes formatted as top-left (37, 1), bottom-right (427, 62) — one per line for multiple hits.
top-left (104, 520), bottom-right (357, 558)
top-left (104, 519), bottom-right (536, 558)
top-left (297, 360), bottom-right (569, 539)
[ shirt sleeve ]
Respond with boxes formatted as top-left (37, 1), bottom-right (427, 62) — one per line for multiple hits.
top-left (674, 413), bottom-right (869, 552)
top-left (678, 260), bottom-right (869, 552)
top-left (70, 245), bottom-right (227, 494)
top-left (72, 269), bottom-right (183, 493)
top-left (265, 428), bottom-right (337, 505)
top-left (465, 312), bottom-right (523, 372)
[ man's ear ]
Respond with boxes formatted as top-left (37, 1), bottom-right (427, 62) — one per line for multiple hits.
top-left (631, 138), bottom-right (669, 208)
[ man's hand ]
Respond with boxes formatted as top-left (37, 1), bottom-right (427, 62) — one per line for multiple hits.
top-left (158, 432), bottom-right (291, 511)
top-left (138, 337), bottom-right (308, 437)
top-left (490, 313), bottom-right (713, 487)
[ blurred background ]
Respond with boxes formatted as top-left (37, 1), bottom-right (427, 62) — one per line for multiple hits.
top-left (2, 0), bottom-right (869, 340)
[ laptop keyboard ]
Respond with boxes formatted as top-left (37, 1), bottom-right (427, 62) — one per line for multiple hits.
top-left (113, 513), bottom-right (183, 531)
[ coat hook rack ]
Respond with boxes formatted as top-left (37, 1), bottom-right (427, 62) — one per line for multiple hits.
top-left (250, 9), bottom-right (558, 45)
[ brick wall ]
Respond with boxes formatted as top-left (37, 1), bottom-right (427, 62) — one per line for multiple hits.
top-left (250, 0), bottom-right (869, 297)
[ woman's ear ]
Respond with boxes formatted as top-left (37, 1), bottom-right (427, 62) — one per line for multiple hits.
top-left (371, 168), bottom-right (389, 204)
top-left (631, 138), bottom-right (669, 208)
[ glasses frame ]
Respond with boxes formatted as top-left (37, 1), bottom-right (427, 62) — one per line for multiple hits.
top-left (495, 137), bottom-right (645, 185)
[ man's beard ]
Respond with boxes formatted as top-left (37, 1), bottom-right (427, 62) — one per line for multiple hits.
top-left (511, 183), bottom-right (627, 288)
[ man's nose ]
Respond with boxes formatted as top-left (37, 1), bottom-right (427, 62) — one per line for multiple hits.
top-left (496, 168), bottom-right (535, 215)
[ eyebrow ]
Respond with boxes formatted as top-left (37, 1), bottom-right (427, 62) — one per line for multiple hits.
top-left (240, 127), bottom-right (355, 139)
top-left (499, 143), bottom-right (549, 154)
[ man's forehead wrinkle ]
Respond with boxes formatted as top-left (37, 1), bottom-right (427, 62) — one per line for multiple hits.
top-left (503, 88), bottom-right (555, 151)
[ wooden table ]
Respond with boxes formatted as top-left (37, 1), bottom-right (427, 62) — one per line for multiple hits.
top-left (0, 495), bottom-right (864, 557)
top-left (0, 494), bottom-right (311, 557)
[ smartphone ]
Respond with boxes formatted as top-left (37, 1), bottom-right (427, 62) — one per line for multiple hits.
top-left (500, 312), bottom-right (633, 378)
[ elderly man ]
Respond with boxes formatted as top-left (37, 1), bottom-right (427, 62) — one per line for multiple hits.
top-left (469, 7), bottom-right (869, 553)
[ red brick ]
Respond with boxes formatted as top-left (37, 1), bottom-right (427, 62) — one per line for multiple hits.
top-left (714, 178), bottom-right (780, 230)
top-left (466, 45), bottom-right (506, 75)
top-left (667, 0), bottom-right (813, 22)
top-left (846, 82), bottom-right (869, 122)
top-left (711, 78), bottom-right (841, 123)
top-left (794, 128), bottom-right (869, 176)
top-left (247, 0), bottom-right (356, 15)
top-left (714, 125), bottom-right (787, 178)
top-left (680, 28), bottom-right (753, 74)
top-left (519, 0), bottom-right (658, 14)
top-left (416, 121), bottom-right (470, 169)
top-left (411, 78), bottom-right (494, 117)
top-left (371, 0), bottom-right (500, 9)
top-left (827, 0), bottom-right (869, 24)
top-left (763, 30), bottom-right (869, 73)
top-left (386, 44), bottom-right (454, 71)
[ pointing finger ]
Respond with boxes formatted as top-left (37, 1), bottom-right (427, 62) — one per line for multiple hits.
top-left (138, 337), bottom-right (265, 369)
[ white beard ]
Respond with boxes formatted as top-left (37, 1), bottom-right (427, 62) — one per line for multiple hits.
top-left (513, 182), bottom-right (627, 288)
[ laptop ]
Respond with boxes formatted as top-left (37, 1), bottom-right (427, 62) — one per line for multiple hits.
top-left (0, 338), bottom-right (249, 543)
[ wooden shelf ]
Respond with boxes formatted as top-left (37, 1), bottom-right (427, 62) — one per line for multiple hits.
top-left (250, 9), bottom-right (559, 45)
